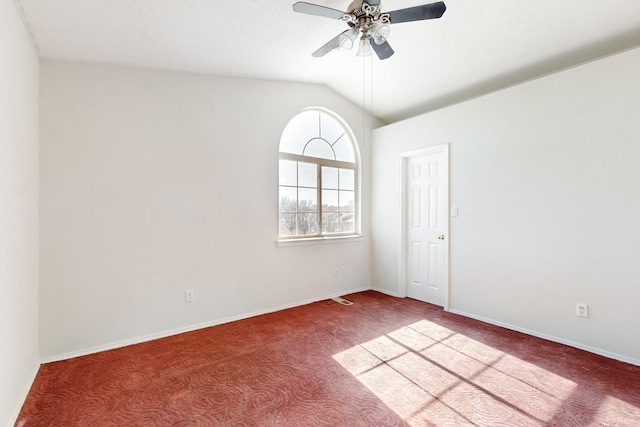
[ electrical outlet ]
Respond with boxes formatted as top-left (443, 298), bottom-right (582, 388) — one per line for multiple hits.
top-left (576, 303), bottom-right (588, 318)
top-left (185, 289), bottom-right (194, 303)
top-left (333, 268), bottom-right (338, 278)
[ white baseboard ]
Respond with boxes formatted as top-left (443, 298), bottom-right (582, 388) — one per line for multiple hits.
top-left (40, 286), bottom-right (373, 364)
top-left (328, 286), bottom-right (371, 300)
top-left (10, 364), bottom-right (40, 427)
top-left (371, 287), bottom-right (401, 298)
top-left (449, 308), bottom-right (640, 367)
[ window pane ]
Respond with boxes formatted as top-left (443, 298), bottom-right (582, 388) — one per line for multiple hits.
top-left (339, 190), bottom-right (355, 209)
top-left (280, 212), bottom-right (298, 236)
top-left (279, 186), bottom-right (298, 237)
top-left (279, 186), bottom-right (297, 211)
top-left (279, 159), bottom-right (297, 186)
top-left (323, 213), bottom-right (340, 233)
top-left (279, 110), bottom-right (319, 155)
top-left (322, 167), bottom-right (339, 190)
top-left (304, 138), bottom-right (335, 160)
top-left (333, 136), bottom-right (356, 163)
top-left (322, 189), bottom-right (339, 211)
top-left (297, 213), bottom-right (318, 235)
top-left (339, 213), bottom-right (355, 233)
top-left (339, 168), bottom-right (355, 191)
top-left (320, 112), bottom-right (346, 146)
top-left (298, 162), bottom-right (317, 188)
top-left (298, 188), bottom-right (317, 212)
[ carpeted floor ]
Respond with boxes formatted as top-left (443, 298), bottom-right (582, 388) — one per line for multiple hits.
top-left (17, 291), bottom-right (640, 426)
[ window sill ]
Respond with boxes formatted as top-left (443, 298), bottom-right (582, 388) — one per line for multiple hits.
top-left (276, 235), bottom-right (363, 247)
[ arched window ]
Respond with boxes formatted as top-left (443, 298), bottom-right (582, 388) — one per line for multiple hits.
top-left (279, 108), bottom-right (360, 239)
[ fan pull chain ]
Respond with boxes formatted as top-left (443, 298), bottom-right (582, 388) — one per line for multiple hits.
top-left (362, 51), bottom-right (366, 151)
top-left (370, 52), bottom-right (374, 120)
top-left (361, 52), bottom-right (373, 153)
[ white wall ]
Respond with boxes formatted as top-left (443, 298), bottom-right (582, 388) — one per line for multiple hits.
top-left (372, 46), bottom-right (640, 364)
top-left (39, 61), bottom-right (377, 360)
top-left (0, 1), bottom-right (40, 425)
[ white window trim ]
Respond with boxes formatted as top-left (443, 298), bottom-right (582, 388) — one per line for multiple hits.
top-left (277, 107), bottom-right (361, 243)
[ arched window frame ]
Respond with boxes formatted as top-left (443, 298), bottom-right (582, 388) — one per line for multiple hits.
top-left (278, 107), bottom-right (361, 242)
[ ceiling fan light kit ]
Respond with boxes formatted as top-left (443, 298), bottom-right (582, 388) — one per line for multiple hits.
top-left (293, 0), bottom-right (446, 60)
top-left (356, 38), bottom-right (372, 57)
top-left (338, 28), bottom-right (360, 50)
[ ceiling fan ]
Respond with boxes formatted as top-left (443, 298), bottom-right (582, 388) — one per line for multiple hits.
top-left (292, 0), bottom-right (446, 60)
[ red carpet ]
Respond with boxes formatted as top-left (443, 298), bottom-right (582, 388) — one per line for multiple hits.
top-left (17, 291), bottom-right (640, 426)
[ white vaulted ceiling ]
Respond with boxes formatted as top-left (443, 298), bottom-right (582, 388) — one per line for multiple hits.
top-left (14, 0), bottom-right (640, 123)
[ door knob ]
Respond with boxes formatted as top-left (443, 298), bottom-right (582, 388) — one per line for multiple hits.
top-left (438, 234), bottom-right (445, 240)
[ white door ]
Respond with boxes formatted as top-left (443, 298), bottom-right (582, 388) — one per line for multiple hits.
top-left (405, 150), bottom-right (448, 306)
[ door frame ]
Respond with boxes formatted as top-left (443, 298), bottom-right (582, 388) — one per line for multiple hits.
top-left (397, 143), bottom-right (450, 310)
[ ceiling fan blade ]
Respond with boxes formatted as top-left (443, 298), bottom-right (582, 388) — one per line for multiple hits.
top-left (387, 1), bottom-right (446, 24)
top-left (312, 30), bottom-right (350, 57)
top-left (293, 2), bottom-right (346, 20)
top-left (371, 40), bottom-right (394, 60)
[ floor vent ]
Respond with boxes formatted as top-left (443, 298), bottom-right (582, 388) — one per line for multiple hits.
top-left (332, 297), bottom-right (353, 306)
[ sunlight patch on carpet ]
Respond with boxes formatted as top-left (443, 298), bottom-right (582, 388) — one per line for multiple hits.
top-left (333, 318), bottom-right (580, 426)
top-left (594, 395), bottom-right (640, 425)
